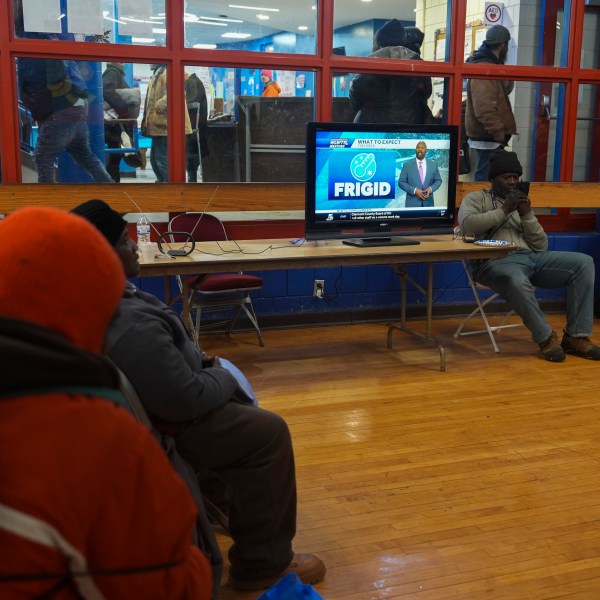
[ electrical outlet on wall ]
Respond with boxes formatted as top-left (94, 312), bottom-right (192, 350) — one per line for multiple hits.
top-left (313, 279), bottom-right (325, 299)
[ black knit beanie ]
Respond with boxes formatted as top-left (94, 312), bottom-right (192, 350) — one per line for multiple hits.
top-left (375, 19), bottom-right (406, 48)
top-left (488, 150), bottom-right (523, 181)
top-left (71, 199), bottom-right (127, 246)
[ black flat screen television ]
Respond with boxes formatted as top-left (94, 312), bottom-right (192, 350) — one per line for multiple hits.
top-left (305, 121), bottom-right (459, 246)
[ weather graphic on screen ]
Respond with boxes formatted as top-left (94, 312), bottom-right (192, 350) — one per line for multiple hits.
top-left (350, 153), bottom-right (376, 181)
top-left (329, 150), bottom-right (395, 201)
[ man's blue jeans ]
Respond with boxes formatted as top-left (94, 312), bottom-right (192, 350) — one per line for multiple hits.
top-left (34, 105), bottom-right (112, 183)
top-left (475, 250), bottom-right (595, 343)
top-left (150, 136), bottom-right (168, 182)
top-left (473, 148), bottom-right (495, 181)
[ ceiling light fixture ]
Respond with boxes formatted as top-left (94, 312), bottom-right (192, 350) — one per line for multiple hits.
top-left (221, 31), bottom-right (252, 38)
top-left (228, 4), bottom-right (280, 12)
top-left (257, 14), bottom-right (270, 20)
top-left (132, 37), bottom-right (156, 43)
top-left (104, 17), bottom-right (126, 24)
top-left (193, 43), bottom-right (218, 49)
top-left (200, 15), bottom-right (244, 23)
top-left (152, 27), bottom-right (166, 34)
top-left (298, 25), bottom-right (308, 31)
top-left (189, 20), bottom-right (228, 26)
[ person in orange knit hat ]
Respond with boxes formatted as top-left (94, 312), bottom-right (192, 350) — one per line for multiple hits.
top-left (0, 207), bottom-right (212, 599)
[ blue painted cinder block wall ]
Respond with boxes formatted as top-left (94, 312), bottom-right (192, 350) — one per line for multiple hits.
top-left (134, 232), bottom-right (600, 317)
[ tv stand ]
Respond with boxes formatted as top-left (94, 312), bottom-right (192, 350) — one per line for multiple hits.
top-left (342, 237), bottom-right (420, 248)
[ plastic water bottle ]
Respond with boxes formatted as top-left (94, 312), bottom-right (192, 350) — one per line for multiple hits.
top-left (136, 214), bottom-right (151, 244)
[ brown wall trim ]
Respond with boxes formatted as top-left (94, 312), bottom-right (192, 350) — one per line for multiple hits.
top-left (0, 181), bottom-right (598, 214)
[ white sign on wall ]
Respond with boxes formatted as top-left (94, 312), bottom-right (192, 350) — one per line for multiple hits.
top-left (484, 2), bottom-right (504, 26)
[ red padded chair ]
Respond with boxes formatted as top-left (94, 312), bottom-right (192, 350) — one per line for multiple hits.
top-left (168, 212), bottom-right (264, 346)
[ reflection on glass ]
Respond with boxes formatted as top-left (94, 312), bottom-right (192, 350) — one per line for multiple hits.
top-left (333, 0), bottom-right (450, 61)
top-left (13, 0), bottom-right (166, 46)
top-left (573, 84), bottom-right (599, 182)
top-left (183, 1), bottom-right (317, 54)
top-left (461, 78), bottom-right (565, 183)
top-left (464, 2), bottom-right (568, 68)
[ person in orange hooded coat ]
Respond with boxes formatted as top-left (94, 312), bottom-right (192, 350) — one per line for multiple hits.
top-left (260, 69), bottom-right (281, 97)
top-left (0, 207), bottom-right (211, 599)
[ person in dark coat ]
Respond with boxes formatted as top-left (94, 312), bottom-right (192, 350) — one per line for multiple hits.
top-left (73, 199), bottom-right (327, 594)
top-left (102, 62), bottom-right (134, 182)
top-left (349, 20), bottom-right (436, 124)
top-left (185, 72), bottom-right (209, 182)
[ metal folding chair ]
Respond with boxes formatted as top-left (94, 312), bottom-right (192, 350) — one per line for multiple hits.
top-left (453, 260), bottom-right (523, 352)
top-left (168, 212), bottom-right (265, 346)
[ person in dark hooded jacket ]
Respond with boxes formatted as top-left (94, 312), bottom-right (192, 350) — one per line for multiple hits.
top-left (349, 20), bottom-right (436, 124)
top-left (102, 62), bottom-right (135, 182)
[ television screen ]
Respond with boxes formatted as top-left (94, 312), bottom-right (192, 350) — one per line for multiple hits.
top-left (305, 122), bottom-right (459, 246)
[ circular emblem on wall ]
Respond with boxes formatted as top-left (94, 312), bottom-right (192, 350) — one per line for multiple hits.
top-left (485, 3), bottom-right (503, 24)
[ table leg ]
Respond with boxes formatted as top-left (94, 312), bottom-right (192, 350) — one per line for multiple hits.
top-left (387, 263), bottom-right (446, 371)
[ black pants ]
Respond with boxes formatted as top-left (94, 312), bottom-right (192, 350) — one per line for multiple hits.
top-left (105, 123), bottom-right (133, 183)
top-left (175, 402), bottom-right (296, 579)
top-left (186, 132), bottom-right (200, 182)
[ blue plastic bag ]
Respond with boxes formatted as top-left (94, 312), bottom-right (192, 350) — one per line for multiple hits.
top-left (219, 357), bottom-right (258, 406)
top-left (257, 573), bottom-right (324, 600)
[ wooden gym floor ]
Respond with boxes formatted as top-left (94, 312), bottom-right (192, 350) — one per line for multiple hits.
top-left (201, 313), bottom-right (600, 600)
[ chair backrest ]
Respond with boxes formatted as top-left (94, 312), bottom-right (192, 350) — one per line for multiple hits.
top-left (168, 213), bottom-right (228, 243)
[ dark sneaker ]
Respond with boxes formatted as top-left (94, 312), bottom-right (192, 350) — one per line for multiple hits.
top-left (561, 332), bottom-right (600, 360)
top-left (539, 330), bottom-right (566, 362)
top-left (230, 553), bottom-right (326, 591)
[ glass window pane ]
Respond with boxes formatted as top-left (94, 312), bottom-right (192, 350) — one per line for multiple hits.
top-left (332, 72), bottom-right (446, 125)
top-left (183, 66), bottom-right (315, 182)
top-left (464, 2), bottom-right (569, 68)
top-left (14, 0), bottom-right (166, 46)
top-left (581, 7), bottom-right (600, 69)
top-left (334, 0), bottom-right (450, 61)
top-left (183, 1), bottom-right (317, 54)
top-left (573, 84), bottom-right (600, 183)
top-left (462, 77), bottom-right (565, 183)
top-left (16, 57), bottom-right (161, 183)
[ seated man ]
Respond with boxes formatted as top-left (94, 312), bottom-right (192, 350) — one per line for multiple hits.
top-left (0, 207), bottom-right (211, 598)
top-left (458, 149), bottom-right (600, 362)
top-left (72, 199), bottom-right (326, 592)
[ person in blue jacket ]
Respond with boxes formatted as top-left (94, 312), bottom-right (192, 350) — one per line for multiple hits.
top-left (16, 33), bottom-right (112, 183)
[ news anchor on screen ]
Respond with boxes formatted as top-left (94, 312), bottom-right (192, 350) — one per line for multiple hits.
top-left (398, 141), bottom-right (442, 207)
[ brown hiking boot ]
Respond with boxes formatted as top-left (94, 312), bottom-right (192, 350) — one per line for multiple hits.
top-left (539, 330), bottom-right (566, 362)
top-left (561, 332), bottom-right (600, 360)
top-left (229, 553), bottom-right (326, 591)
